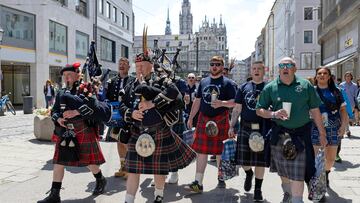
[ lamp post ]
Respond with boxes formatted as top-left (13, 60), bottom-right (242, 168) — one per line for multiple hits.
top-left (0, 26), bottom-right (4, 116)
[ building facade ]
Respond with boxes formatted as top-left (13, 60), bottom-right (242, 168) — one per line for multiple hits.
top-left (264, 0), bottom-right (321, 79)
top-left (318, 0), bottom-right (360, 79)
top-left (0, 0), bottom-right (133, 107)
top-left (179, 0), bottom-right (193, 35)
top-left (134, 0), bottom-right (228, 77)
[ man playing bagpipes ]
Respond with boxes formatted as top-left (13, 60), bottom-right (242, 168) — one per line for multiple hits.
top-left (105, 57), bottom-right (135, 178)
top-left (119, 26), bottom-right (196, 203)
top-left (37, 62), bottom-right (111, 203)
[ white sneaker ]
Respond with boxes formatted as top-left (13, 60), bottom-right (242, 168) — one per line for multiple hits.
top-left (166, 172), bottom-right (179, 184)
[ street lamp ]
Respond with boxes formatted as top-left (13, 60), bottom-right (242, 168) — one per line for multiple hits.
top-left (0, 26), bottom-right (4, 116)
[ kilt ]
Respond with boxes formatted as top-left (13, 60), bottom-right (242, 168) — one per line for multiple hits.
top-left (172, 121), bottom-right (186, 140)
top-left (236, 125), bottom-right (268, 167)
top-left (270, 138), bottom-right (306, 181)
top-left (192, 111), bottom-right (229, 155)
top-left (125, 122), bottom-right (196, 175)
top-left (312, 119), bottom-right (340, 146)
top-left (53, 120), bottom-right (105, 167)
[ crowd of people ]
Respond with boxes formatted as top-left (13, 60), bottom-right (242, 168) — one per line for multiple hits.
top-left (36, 49), bottom-right (355, 203)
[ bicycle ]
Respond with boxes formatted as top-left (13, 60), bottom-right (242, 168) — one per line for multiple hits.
top-left (0, 93), bottom-right (16, 115)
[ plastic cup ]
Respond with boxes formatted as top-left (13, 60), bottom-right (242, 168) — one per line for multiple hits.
top-left (282, 102), bottom-right (292, 119)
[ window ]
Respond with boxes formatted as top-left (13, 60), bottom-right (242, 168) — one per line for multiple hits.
top-left (300, 52), bottom-right (312, 69)
top-left (121, 45), bottom-right (129, 58)
top-left (315, 52), bottom-right (321, 68)
top-left (112, 6), bottom-right (117, 22)
top-left (121, 12), bottom-right (125, 27)
top-left (99, 0), bottom-right (103, 14)
top-left (0, 6), bottom-right (35, 49)
top-left (49, 20), bottom-right (67, 55)
top-left (304, 30), bottom-right (313, 43)
top-left (101, 37), bottom-right (115, 62)
top-left (304, 7), bottom-right (313, 20)
top-left (105, 2), bottom-right (110, 18)
top-left (76, 0), bottom-right (87, 17)
top-left (76, 31), bottom-right (89, 58)
top-left (166, 41), bottom-right (170, 47)
top-left (126, 15), bottom-right (129, 30)
top-left (52, 0), bottom-right (67, 6)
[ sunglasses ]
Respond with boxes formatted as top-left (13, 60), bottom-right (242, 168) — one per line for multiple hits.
top-left (188, 77), bottom-right (195, 79)
top-left (278, 63), bottom-right (295, 69)
top-left (210, 63), bottom-right (222, 67)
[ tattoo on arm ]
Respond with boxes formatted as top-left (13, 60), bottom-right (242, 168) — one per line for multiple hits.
top-left (230, 104), bottom-right (242, 128)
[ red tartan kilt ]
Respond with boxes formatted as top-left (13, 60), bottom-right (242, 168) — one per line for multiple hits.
top-left (53, 120), bottom-right (105, 167)
top-left (192, 111), bottom-right (229, 155)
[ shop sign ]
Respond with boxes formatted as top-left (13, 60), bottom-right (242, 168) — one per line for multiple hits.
top-left (345, 38), bottom-right (353, 48)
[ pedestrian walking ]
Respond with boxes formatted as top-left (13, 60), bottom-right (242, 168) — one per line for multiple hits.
top-left (256, 57), bottom-right (327, 203)
top-left (186, 55), bottom-right (236, 192)
top-left (43, 79), bottom-right (55, 108)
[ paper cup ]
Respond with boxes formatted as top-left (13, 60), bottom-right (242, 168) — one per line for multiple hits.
top-left (211, 93), bottom-right (217, 102)
top-left (282, 102), bottom-right (292, 118)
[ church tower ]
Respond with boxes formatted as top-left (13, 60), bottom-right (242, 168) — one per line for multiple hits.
top-left (165, 8), bottom-right (172, 35)
top-left (179, 0), bottom-right (193, 34)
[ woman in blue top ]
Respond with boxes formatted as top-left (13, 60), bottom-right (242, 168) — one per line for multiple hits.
top-left (312, 67), bottom-right (348, 188)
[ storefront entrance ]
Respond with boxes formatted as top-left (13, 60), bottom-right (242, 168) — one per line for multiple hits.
top-left (1, 64), bottom-right (30, 105)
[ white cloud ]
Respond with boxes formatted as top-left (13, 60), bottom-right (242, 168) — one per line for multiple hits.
top-left (133, 0), bottom-right (274, 60)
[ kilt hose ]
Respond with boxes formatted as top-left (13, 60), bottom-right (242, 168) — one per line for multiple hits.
top-left (125, 122), bottom-right (196, 175)
top-left (192, 111), bottom-right (229, 155)
top-left (236, 126), bottom-right (268, 167)
top-left (53, 120), bottom-right (105, 167)
top-left (270, 138), bottom-right (306, 181)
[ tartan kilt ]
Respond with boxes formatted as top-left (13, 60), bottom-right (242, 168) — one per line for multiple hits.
top-left (270, 138), bottom-right (306, 181)
top-left (125, 122), bottom-right (196, 175)
top-left (192, 111), bottom-right (229, 155)
top-left (236, 126), bottom-right (268, 167)
top-left (53, 120), bottom-right (105, 167)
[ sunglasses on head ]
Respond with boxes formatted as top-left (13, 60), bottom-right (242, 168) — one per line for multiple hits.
top-left (278, 63), bottom-right (295, 69)
top-left (210, 63), bottom-right (222, 67)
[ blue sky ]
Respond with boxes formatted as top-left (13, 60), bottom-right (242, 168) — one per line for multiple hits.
top-left (133, 0), bottom-right (274, 60)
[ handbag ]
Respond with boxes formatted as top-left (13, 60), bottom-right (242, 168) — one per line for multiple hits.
top-left (308, 149), bottom-right (327, 201)
top-left (219, 139), bottom-right (238, 181)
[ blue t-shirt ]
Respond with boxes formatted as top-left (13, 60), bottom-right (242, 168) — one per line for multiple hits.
top-left (235, 81), bottom-right (265, 122)
top-left (317, 87), bottom-right (344, 124)
top-left (196, 76), bottom-right (236, 117)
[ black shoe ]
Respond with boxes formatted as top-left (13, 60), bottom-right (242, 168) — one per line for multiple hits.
top-left (244, 169), bottom-right (253, 192)
top-left (37, 188), bottom-right (61, 203)
top-left (217, 179), bottom-right (226, 188)
top-left (92, 177), bottom-right (107, 195)
top-left (253, 189), bottom-right (263, 202)
top-left (154, 195), bottom-right (163, 203)
top-left (210, 155), bottom-right (216, 162)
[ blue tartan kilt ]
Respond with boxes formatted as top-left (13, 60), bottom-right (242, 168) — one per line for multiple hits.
top-left (236, 126), bottom-right (268, 167)
top-left (125, 122), bottom-right (196, 175)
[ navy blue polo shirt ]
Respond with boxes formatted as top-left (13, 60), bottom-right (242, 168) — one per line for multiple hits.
top-left (196, 76), bottom-right (236, 117)
top-left (235, 81), bottom-right (265, 122)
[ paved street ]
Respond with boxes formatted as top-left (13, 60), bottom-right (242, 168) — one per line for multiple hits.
top-left (0, 111), bottom-right (359, 202)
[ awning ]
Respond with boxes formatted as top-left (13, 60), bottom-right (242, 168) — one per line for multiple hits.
top-left (324, 54), bottom-right (354, 67)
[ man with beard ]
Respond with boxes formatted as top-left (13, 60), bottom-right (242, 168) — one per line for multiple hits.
top-left (105, 57), bottom-right (135, 178)
top-left (120, 52), bottom-right (196, 203)
top-left (186, 55), bottom-right (236, 192)
top-left (228, 61), bottom-right (270, 201)
top-left (256, 57), bottom-right (327, 203)
top-left (38, 63), bottom-right (111, 203)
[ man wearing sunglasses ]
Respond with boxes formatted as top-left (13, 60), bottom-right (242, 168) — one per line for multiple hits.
top-left (184, 73), bottom-right (198, 126)
top-left (186, 55), bottom-right (236, 192)
top-left (256, 57), bottom-right (327, 203)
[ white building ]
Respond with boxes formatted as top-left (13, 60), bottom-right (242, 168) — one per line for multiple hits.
top-left (0, 0), bottom-right (133, 107)
top-left (264, 0), bottom-right (321, 79)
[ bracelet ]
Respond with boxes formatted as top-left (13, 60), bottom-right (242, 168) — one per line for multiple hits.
top-left (271, 112), bottom-right (276, 119)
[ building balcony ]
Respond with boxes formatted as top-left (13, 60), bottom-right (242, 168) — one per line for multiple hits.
top-left (318, 0), bottom-right (360, 39)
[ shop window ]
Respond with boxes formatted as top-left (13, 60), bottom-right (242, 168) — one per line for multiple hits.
top-left (300, 52), bottom-right (313, 69)
top-left (75, 31), bottom-right (89, 58)
top-left (0, 6), bottom-right (35, 49)
top-left (49, 20), bottom-right (67, 55)
top-left (101, 36), bottom-right (115, 62)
